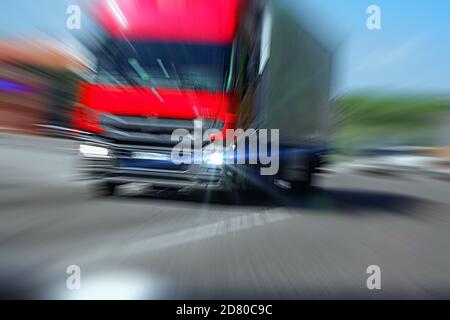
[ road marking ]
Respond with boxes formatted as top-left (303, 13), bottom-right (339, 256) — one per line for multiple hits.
top-left (128, 211), bottom-right (293, 254)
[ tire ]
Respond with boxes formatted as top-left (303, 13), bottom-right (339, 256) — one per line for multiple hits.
top-left (91, 181), bottom-right (117, 197)
top-left (290, 158), bottom-right (316, 194)
top-left (236, 166), bottom-right (276, 203)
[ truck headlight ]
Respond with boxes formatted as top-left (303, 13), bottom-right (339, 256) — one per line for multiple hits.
top-left (203, 151), bottom-right (224, 166)
top-left (79, 144), bottom-right (110, 158)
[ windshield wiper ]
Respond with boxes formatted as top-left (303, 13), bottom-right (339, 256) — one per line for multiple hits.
top-left (157, 59), bottom-right (170, 79)
top-left (128, 58), bottom-right (150, 81)
top-left (128, 58), bottom-right (164, 102)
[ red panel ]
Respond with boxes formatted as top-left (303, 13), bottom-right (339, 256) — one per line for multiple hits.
top-left (92, 0), bottom-right (242, 44)
top-left (73, 83), bottom-right (238, 133)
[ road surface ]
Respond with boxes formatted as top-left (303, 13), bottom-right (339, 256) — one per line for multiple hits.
top-left (1, 134), bottom-right (450, 299)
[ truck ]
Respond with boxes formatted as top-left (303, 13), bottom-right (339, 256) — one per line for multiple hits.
top-left (73, 0), bottom-right (334, 196)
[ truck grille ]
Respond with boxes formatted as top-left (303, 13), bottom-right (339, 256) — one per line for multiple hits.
top-left (100, 114), bottom-right (221, 146)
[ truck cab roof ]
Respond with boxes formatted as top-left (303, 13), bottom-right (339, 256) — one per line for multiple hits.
top-left (93, 0), bottom-right (243, 44)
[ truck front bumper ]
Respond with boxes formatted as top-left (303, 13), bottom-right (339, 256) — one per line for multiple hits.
top-left (76, 139), bottom-right (229, 191)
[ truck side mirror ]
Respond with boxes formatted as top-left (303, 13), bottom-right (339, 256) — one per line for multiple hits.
top-left (258, 6), bottom-right (272, 76)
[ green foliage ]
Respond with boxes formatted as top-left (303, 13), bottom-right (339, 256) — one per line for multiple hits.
top-left (332, 94), bottom-right (450, 153)
top-left (335, 95), bottom-right (450, 127)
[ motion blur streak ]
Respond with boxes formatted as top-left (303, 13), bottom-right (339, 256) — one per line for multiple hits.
top-left (1, 0), bottom-right (450, 300)
top-left (58, 271), bottom-right (160, 300)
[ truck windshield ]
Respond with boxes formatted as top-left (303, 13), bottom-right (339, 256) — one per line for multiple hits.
top-left (95, 40), bottom-right (232, 92)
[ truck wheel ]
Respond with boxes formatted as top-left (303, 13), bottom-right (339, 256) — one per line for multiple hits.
top-left (291, 159), bottom-right (315, 194)
top-left (91, 181), bottom-right (117, 197)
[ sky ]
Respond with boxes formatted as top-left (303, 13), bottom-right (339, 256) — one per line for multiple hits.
top-left (306, 0), bottom-right (450, 95)
top-left (0, 0), bottom-right (450, 95)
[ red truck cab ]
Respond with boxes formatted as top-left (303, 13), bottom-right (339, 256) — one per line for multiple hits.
top-left (74, 0), bottom-right (244, 194)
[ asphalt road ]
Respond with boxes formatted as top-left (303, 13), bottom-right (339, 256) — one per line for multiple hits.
top-left (1, 134), bottom-right (450, 299)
